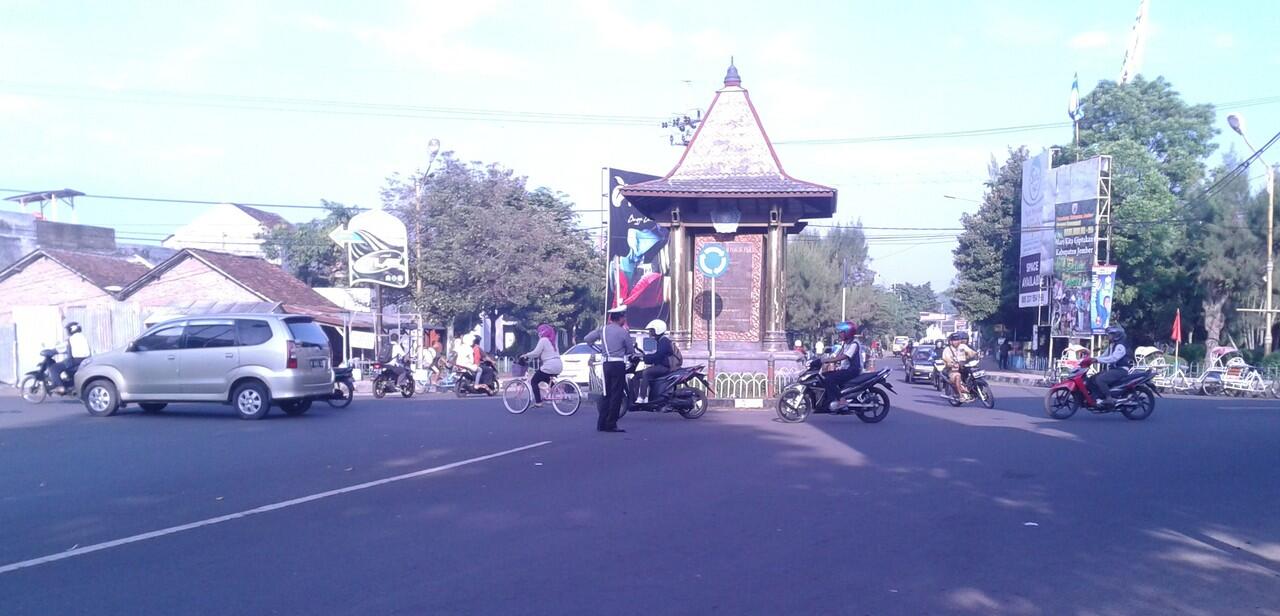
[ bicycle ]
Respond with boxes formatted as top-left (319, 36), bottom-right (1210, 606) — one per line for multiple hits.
top-left (503, 358), bottom-right (582, 416)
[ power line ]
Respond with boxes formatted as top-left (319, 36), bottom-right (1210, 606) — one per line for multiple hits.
top-left (0, 188), bottom-right (347, 212)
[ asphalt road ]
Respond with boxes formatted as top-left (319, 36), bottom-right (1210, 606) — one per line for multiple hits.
top-left (1, 381), bottom-right (1278, 615)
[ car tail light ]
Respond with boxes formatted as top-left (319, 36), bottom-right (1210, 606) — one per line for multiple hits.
top-left (287, 340), bottom-right (298, 369)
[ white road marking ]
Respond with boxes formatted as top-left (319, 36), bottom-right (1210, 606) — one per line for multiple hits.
top-left (0, 440), bottom-right (552, 576)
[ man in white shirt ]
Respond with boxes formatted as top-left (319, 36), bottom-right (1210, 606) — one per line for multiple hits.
top-left (55, 322), bottom-right (91, 391)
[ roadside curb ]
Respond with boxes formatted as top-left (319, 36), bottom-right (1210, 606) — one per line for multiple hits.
top-left (986, 373), bottom-right (1047, 388)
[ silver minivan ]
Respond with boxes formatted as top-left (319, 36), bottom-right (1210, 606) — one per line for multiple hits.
top-left (75, 314), bottom-right (334, 419)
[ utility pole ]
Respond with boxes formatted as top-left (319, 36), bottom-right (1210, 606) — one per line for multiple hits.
top-left (1227, 114), bottom-right (1277, 351)
top-left (662, 110), bottom-right (702, 146)
top-left (415, 138), bottom-right (441, 357)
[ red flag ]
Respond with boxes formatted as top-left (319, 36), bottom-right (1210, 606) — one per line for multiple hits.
top-left (1172, 309), bottom-right (1182, 343)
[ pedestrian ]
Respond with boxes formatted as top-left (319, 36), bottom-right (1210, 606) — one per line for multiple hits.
top-left (999, 338), bottom-right (1012, 370)
top-left (584, 306), bottom-right (635, 433)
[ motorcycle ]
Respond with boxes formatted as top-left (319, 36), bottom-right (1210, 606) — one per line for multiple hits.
top-left (939, 358), bottom-right (995, 408)
top-left (617, 355), bottom-right (711, 419)
top-left (454, 359), bottom-right (498, 397)
top-left (1044, 357), bottom-right (1158, 420)
top-left (930, 358), bottom-right (947, 392)
top-left (327, 366), bottom-right (355, 408)
top-left (20, 349), bottom-right (81, 404)
top-left (370, 359), bottom-right (414, 399)
top-left (776, 358), bottom-right (895, 423)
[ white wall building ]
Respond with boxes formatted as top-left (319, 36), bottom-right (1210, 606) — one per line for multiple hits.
top-left (161, 203), bottom-right (290, 260)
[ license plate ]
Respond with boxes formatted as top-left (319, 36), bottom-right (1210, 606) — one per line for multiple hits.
top-left (311, 359), bottom-right (327, 369)
top-left (972, 371), bottom-right (986, 378)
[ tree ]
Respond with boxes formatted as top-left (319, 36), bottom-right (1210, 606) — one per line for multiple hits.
top-left (951, 148), bottom-right (1029, 331)
top-left (1192, 158), bottom-right (1264, 348)
top-left (260, 200), bottom-right (359, 287)
top-left (382, 154), bottom-right (603, 341)
top-left (1072, 76), bottom-right (1218, 197)
top-left (891, 282), bottom-right (938, 336)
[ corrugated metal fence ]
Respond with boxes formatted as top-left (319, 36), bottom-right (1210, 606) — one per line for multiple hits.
top-left (2, 303), bottom-right (148, 386)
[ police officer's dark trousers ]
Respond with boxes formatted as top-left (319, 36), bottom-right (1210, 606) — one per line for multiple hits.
top-left (599, 361), bottom-right (627, 430)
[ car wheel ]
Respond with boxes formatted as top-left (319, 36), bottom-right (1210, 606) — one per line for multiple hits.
top-left (233, 382), bottom-right (271, 420)
top-left (83, 379), bottom-right (120, 417)
top-left (139, 403), bottom-right (167, 413)
top-left (280, 399), bottom-right (312, 416)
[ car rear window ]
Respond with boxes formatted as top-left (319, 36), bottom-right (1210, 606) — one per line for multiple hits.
top-left (913, 349), bottom-right (935, 361)
top-left (286, 319), bottom-right (329, 349)
top-left (565, 344), bottom-right (590, 355)
top-left (236, 320), bottom-right (274, 346)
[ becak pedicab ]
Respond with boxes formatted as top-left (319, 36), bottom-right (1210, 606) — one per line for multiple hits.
top-left (1055, 344), bottom-right (1092, 381)
top-left (1137, 346), bottom-right (1194, 393)
top-left (1197, 347), bottom-right (1278, 398)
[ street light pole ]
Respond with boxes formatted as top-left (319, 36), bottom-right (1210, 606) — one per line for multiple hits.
top-left (415, 138), bottom-right (442, 355)
top-left (1228, 114), bottom-right (1276, 351)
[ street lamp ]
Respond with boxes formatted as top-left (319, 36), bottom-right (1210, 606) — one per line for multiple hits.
top-left (1228, 113), bottom-right (1277, 351)
top-left (415, 138), bottom-right (442, 354)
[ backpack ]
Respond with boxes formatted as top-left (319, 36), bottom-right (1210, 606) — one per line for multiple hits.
top-left (667, 340), bottom-right (683, 370)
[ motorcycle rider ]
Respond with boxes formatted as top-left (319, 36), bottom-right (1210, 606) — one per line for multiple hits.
top-left (636, 319), bottom-right (674, 404)
top-left (53, 321), bottom-right (91, 393)
top-left (943, 331), bottom-right (978, 401)
top-left (821, 321), bottom-right (864, 411)
top-left (1088, 324), bottom-right (1132, 407)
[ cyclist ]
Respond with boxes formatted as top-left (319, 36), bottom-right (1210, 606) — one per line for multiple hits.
top-left (521, 324), bottom-right (563, 407)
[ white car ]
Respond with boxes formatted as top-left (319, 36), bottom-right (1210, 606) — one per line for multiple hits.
top-left (559, 343), bottom-right (596, 386)
top-left (559, 335), bottom-right (658, 386)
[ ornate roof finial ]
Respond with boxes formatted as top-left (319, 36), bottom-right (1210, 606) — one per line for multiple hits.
top-left (724, 57), bottom-right (741, 87)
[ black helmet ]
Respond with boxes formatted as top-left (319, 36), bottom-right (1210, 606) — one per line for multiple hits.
top-left (1105, 324), bottom-right (1125, 343)
top-left (948, 331), bottom-right (969, 342)
top-left (66, 322), bottom-right (81, 335)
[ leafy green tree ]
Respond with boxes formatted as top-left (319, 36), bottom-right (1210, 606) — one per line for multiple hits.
top-left (1191, 158), bottom-right (1264, 348)
top-left (259, 200), bottom-right (359, 287)
top-left (951, 148), bottom-right (1029, 331)
top-left (1071, 76), bottom-right (1218, 196)
top-left (382, 154), bottom-right (602, 340)
top-left (892, 282), bottom-right (938, 336)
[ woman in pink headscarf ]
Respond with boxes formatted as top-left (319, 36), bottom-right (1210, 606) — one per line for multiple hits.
top-left (521, 324), bottom-right (563, 407)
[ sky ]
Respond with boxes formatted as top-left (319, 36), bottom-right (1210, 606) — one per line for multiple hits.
top-left (2, 0), bottom-right (1278, 290)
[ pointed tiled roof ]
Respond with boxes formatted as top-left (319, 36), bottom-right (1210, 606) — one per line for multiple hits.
top-left (0, 248), bottom-right (150, 291)
top-left (621, 64), bottom-right (836, 204)
top-left (233, 204), bottom-right (290, 228)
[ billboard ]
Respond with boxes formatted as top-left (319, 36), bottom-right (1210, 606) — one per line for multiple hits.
top-left (606, 169), bottom-right (669, 327)
top-left (1018, 150), bottom-right (1053, 307)
top-left (1048, 157), bottom-right (1105, 337)
top-left (331, 210), bottom-right (409, 288)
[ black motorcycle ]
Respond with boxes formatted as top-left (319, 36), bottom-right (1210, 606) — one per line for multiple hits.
top-left (776, 358), bottom-right (895, 423)
top-left (371, 359), bottom-right (414, 399)
top-left (939, 359), bottom-right (995, 408)
top-left (618, 355), bottom-right (711, 419)
top-left (20, 349), bottom-right (79, 404)
top-left (327, 366), bottom-right (355, 408)
top-left (455, 359), bottom-right (497, 398)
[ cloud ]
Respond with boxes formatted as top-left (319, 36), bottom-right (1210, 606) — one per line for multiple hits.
top-left (1069, 30), bottom-right (1110, 50)
top-left (0, 94), bottom-right (38, 114)
top-left (575, 0), bottom-right (674, 53)
top-left (349, 0), bottom-right (530, 75)
top-left (1213, 33), bottom-right (1235, 49)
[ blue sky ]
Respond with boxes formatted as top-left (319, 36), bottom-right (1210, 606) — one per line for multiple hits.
top-left (2, 0), bottom-right (1277, 289)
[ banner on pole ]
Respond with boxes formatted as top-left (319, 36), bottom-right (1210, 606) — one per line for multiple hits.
top-left (606, 169), bottom-right (667, 327)
top-left (1090, 265), bottom-right (1117, 334)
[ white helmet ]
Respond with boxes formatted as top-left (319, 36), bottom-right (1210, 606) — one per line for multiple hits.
top-left (645, 319), bottom-right (668, 336)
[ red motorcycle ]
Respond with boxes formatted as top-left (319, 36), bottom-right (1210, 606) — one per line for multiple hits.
top-left (1043, 357), bottom-right (1158, 420)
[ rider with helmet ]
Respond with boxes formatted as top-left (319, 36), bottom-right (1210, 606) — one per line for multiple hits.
top-left (636, 319), bottom-right (674, 404)
top-left (54, 322), bottom-right (91, 393)
top-left (821, 321), bottom-right (865, 411)
top-left (943, 331), bottom-right (978, 401)
top-left (1089, 325), bottom-right (1133, 407)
